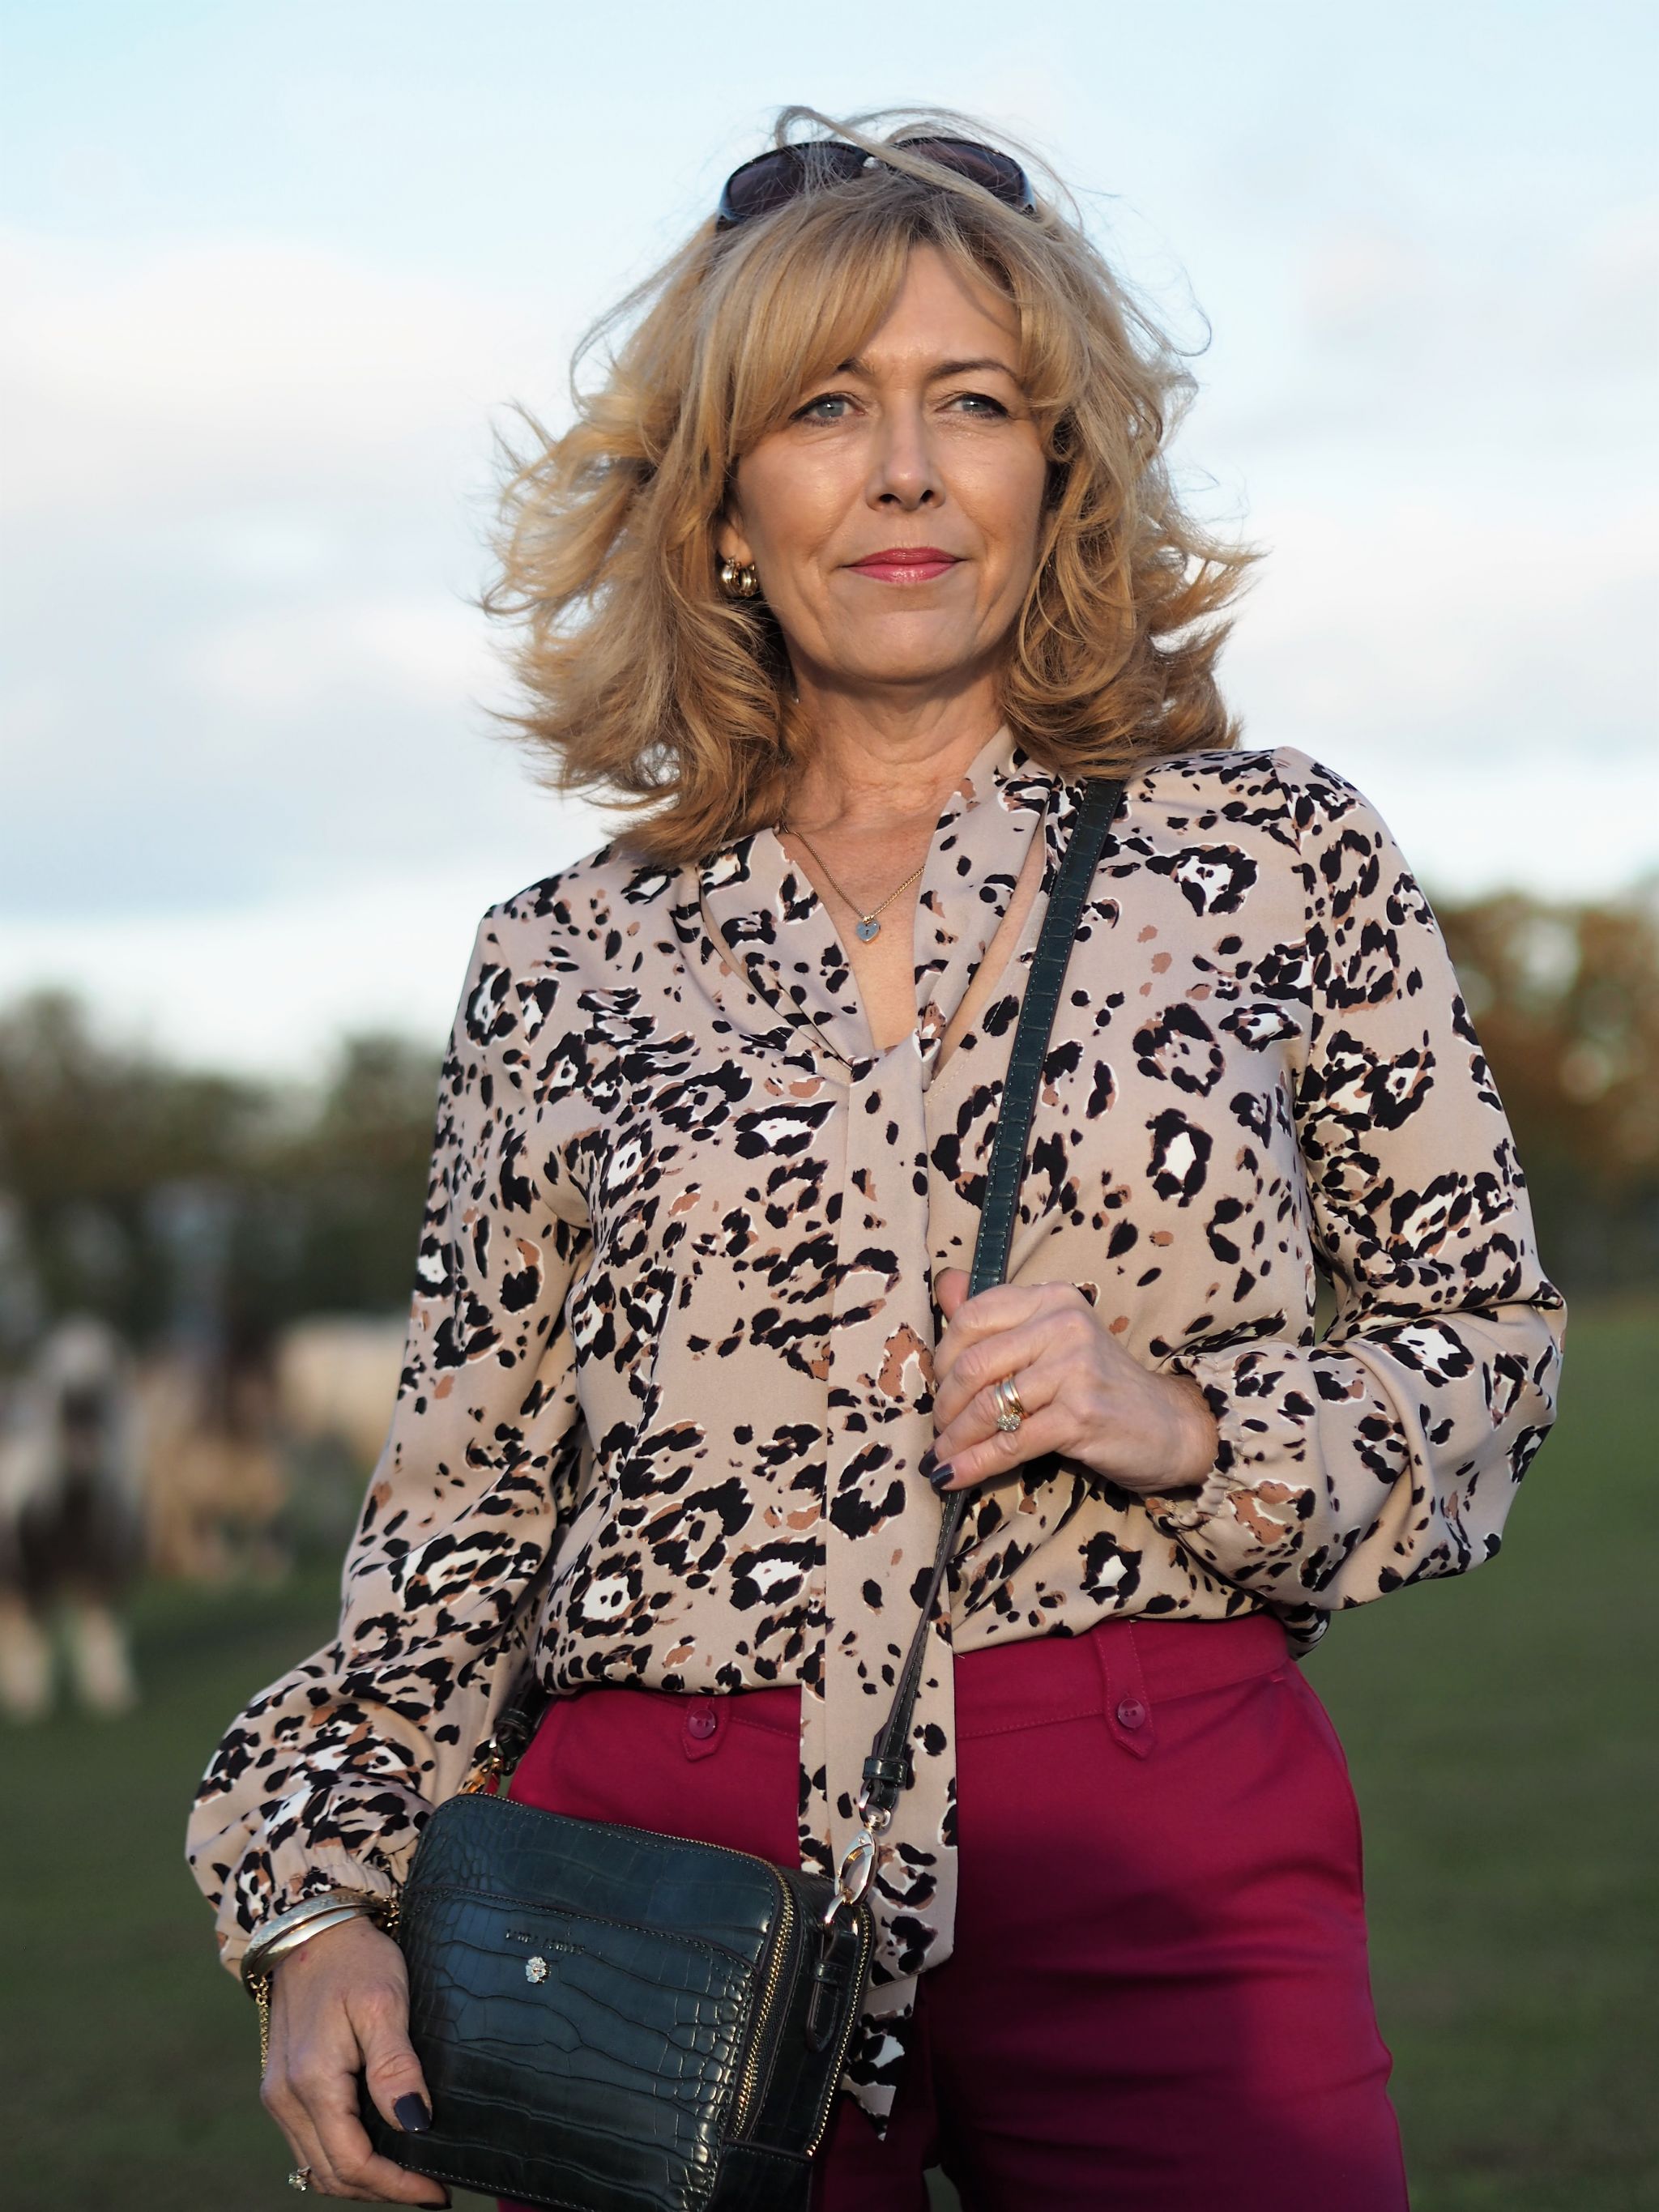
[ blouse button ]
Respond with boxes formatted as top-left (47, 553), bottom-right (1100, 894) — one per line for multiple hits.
top-left (687, 1703), bottom-right (719, 1741)
top-left (1115, 1698), bottom-right (1147, 1730)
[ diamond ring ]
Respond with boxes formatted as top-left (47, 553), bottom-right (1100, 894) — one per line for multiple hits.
top-left (992, 1375), bottom-right (1026, 1432)
top-left (288, 2169), bottom-right (313, 2193)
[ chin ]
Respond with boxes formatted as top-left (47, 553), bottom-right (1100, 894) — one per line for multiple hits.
top-left (829, 629), bottom-right (990, 691)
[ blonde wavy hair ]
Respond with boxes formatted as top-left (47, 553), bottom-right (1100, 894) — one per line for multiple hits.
top-left (484, 106), bottom-right (1261, 865)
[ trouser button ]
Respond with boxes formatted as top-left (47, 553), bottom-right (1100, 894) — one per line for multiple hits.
top-left (684, 1698), bottom-right (722, 1758)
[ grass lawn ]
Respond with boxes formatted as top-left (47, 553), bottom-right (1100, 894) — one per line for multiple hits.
top-left (2, 1297), bottom-right (1653, 2210)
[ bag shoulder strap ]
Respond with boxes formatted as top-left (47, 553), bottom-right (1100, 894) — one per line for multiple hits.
top-left (857, 774), bottom-right (1128, 1823)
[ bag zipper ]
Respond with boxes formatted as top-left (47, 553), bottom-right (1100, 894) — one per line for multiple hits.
top-left (730, 1873), bottom-right (797, 2137)
top-left (804, 1903), bottom-right (873, 2155)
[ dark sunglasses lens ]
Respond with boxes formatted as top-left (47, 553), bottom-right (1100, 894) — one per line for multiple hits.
top-left (716, 135), bottom-right (1033, 230)
top-left (719, 142), bottom-right (868, 226)
top-left (897, 138), bottom-right (1034, 210)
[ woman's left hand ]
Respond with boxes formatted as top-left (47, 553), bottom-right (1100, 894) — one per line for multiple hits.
top-left (928, 1269), bottom-right (1219, 1498)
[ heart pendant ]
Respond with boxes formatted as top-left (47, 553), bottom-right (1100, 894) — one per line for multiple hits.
top-left (856, 918), bottom-right (881, 942)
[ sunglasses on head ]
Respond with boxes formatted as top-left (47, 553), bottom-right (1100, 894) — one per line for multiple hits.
top-left (714, 136), bottom-right (1036, 232)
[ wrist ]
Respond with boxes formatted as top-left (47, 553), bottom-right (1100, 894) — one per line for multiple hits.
top-left (1162, 1371), bottom-right (1218, 1490)
top-left (271, 1907), bottom-right (392, 1979)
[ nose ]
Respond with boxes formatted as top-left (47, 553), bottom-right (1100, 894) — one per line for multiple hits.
top-left (867, 396), bottom-right (940, 511)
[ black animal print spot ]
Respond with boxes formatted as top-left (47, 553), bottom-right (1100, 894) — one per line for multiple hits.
top-left (1151, 846), bottom-right (1260, 916)
top-left (1133, 1002), bottom-right (1226, 1097)
top-left (1147, 1107), bottom-right (1213, 1204)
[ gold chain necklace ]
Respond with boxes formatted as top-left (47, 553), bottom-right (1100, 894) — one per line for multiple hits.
top-left (780, 821), bottom-right (927, 942)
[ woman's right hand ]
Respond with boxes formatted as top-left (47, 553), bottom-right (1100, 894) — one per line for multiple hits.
top-left (259, 1914), bottom-right (450, 2204)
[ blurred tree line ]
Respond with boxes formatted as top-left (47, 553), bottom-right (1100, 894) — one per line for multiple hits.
top-left (0, 880), bottom-right (1655, 1353)
top-left (1436, 887), bottom-right (1659, 1287)
top-left (0, 1008), bottom-right (441, 1357)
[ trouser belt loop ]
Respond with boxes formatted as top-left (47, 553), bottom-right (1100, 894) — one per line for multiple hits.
top-left (1094, 1617), bottom-right (1156, 1758)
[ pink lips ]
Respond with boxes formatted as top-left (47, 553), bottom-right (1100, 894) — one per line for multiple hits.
top-left (847, 547), bottom-right (962, 584)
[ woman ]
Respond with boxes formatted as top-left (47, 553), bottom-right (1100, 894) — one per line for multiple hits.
top-left (189, 111), bottom-right (1566, 2210)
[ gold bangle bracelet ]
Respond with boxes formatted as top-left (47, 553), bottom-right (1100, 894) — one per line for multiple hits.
top-left (241, 1891), bottom-right (392, 1988)
top-left (245, 1903), bottom-right (371, 1980)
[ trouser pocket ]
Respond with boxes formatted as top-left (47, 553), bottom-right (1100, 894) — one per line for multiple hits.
top-left (1272, 1662), bottom-right (1368, 1891)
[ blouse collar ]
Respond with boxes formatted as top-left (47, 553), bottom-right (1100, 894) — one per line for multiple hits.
top-left (697, 724), bottom-right (1056, 1074)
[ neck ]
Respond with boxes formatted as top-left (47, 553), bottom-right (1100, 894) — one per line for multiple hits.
top-left (783, 667), bottom-right (1006, 835)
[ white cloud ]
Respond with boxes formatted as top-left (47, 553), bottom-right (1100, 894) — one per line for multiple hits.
top-left (1301, 221), bottom-right (1442, 348)
top-left (0, 225), bottom-right (582, 920)
top-left (1212, 198), bottom-right (1659, 457)
top-left (0, 842), bottom-right (611, 1079)
top-left (0, 228), bottom-right (567, 517)
top-left (1228, 490), bottom-right (1655, 764)
top-left (175, 594), bottom-right (494, 721)
top-left (1219, 484), bottom-right (1658, 898)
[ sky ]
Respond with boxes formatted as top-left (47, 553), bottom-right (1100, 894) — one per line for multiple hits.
top-left (2, 0), bottom-right (1655, 1075)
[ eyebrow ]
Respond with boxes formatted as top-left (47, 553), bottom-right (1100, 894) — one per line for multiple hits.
top-left (832, 354), bottom-right (1021, 381)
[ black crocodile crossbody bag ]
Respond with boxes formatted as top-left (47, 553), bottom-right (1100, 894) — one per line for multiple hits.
top-left (363, 776), bottom-right (1128, 2212)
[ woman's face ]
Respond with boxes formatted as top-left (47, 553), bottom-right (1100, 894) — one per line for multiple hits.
top-left (718, 245), bottom-right (1049, 702)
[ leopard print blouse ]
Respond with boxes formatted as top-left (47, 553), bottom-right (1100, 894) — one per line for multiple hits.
top-left (188, 728), bottom-right (1566, 2126)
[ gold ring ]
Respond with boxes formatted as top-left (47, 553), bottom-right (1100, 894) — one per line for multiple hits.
top-left (992, 1375), bottom-right (1026, 1432)
top-left (288, 2169), bottom-right (313, 2193)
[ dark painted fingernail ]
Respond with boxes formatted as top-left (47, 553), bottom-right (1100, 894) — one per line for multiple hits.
top-left (394, 2091), bottom-right (432, 2133)
top-left (927, 1461), bottom-right (956, 1492)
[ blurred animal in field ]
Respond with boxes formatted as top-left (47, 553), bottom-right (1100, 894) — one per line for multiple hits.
top-left (0, 1315), bottom-right (144, 1720)
top-left (138, 1344), bottom-right (288, 1583)
top-left (275, 1315), bottom-right (405, 1476)
top-left (137, 1315), bottom-right (403, 1579)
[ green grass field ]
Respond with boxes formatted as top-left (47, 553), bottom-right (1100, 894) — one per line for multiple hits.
top-left (2, 1298), bottom-right (1653, 2211)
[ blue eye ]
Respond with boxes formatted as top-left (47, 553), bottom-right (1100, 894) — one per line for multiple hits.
top-left (951, 392), bottom-right (1009, 417)
top-left (795, 393), bottom-right (851, 421)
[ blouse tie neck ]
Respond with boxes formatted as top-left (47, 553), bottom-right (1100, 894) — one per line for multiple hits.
top-left (691, 722), bottom-right (1072, 2123)
top-left (697, 723), bottom-right (1055, 1077)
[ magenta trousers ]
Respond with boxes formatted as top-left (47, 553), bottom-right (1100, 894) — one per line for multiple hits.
top-left (502, 1611), bottom-right (1409, 2210)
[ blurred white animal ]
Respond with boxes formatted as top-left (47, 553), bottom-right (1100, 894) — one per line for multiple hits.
top-left (275, 1315), bottom-right (406, 1473)
top-left (136, 1349), bottom-right (287, 1583)
top-left (0, 1316), bottom-right (144, 1720)
top-left (121, 1315), bottom-right (404, 1585)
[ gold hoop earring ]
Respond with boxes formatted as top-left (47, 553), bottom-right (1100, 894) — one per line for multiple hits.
top-left (719, 558), bottom-right (761, 601)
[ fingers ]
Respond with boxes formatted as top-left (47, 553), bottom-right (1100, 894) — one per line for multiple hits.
top-left (355, 1975), bottom-right (432, 2131)
top-left (930, 1285), bottom-right (1102, 1490)
top-left (305, 1984), bottom-right (444, 2203)
top-left (304, 2045), bottom-right (448, 2205)
top-left (930, 1313), bottom-right (1054, 1434)
top-left (932, 1401), bottom-right (1073, 1491)
top-left (262, 2051), bottom-right (356, 2199)
top-left (931, 1298), bottom-right (1049, 1489)
top-left (353, 1984), bottom-right (447, 2204)
top-left (932, 1278), bottom-right (1041, 1383)
top-left (932, 1279), bottom-right (1090, 1394)
top-left (263, 1961), bottom-right (447, 2205)
top-left (928, 1300), bottom-right (1222, 1497)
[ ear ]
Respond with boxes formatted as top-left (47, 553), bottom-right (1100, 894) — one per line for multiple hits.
top-left (714, 510), bottom-right (753, 567)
